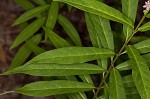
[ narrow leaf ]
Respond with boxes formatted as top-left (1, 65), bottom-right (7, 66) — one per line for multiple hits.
top-left (85, 12), bottom-right (114, 69)
top-left (126, 45), bottom-right (150, 99)
top-left (134, 38), bottom-right (150, 54)
top-left (3, 63), bottom-right (104, 76)
top-left (116, 53), bottom-right (150, 71)
top-left (14, 0), bottom-right (35, 10)
top-left (58, 14), bottom-right (82, 46)
top-left (43, 27), bottom-right (71, 48)
top-left (11, 17), bottom-right (46, 49)
top-left (109, 68), bottom-right (126, 99)
top-left (26, 41), bottom-right (46, 55)
top-left (15, 80), bottom-right (95, 96)
top-left (9, 34), bottom-right (42, 70)
top-left (54, 0), bottom-right (133, 27)
top-left (46, 1), bottom-right (59, 29)
top-left (122, 0), bottom-right (139, 38)
top-left (33, 0), bottom-right (47, 5)
top-left (138, 22), bottom-right (150, 32)
top-left (27, 47), bottom-right (115, 64)
top-left (122, 75), bottom-right (135, 88)
top-left (13, 5), bottom-right (49, 26)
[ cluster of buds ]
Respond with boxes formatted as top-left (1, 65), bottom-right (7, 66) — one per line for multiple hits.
top-left (143, 0), bottom-right (150, 15)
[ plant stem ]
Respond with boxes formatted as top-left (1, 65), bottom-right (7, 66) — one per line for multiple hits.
top-left (0, 91), bottom-right (15, 96)
top-left (93, 15), bottom-right (146, 99)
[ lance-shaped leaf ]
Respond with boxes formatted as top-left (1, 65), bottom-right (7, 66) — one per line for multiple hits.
top-left (134, 39), bottom-right (150, 54)
top-left (13, 5), bottom-right (49, 26)
top-left (14, 0), bottom-right (35, 10)
top-left (116, 51), bottom-right (150, 71)
top-left (15, 80), bottom-right (95, 96)
top-left (138, 22), bottom-right (150, 32)
top-left (9, 34), bottom-right (42, 70)
top-left (43, 26), bottom-right (87, 99)
top-left (33, 0), bottom-right (46, 5)
top-left (27, 47), bottom-right (115, 64)
top-left (2, 63), bottom-right (104, 76)
top-left (122, 75), bottom-right (140, 99)
top-left (58, 14), bottom-right (82, 46)
top-left (46, 1), bottom-right (59, 29)
top-left (122, 0), bottom-right (138, 38)
top-left (54, 0), bottom-right (133, 27)
top-left (43, 27), bottom-right (71, 48)
top-left (10, 17), bottom-right (46, 49)
top-left (122, 75), bottom-right (135, 88)
top-left (85, 12), bottom-right (114, 69)
top-left (126, 45), bottom-right (150, 99)
top-left (109, 68), bottom-right (126, 99)
top-left (26, 41), bottom-right (46, 55)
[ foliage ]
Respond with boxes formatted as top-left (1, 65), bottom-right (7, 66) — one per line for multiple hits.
top-left (1, 0), bottom-right (150, 99)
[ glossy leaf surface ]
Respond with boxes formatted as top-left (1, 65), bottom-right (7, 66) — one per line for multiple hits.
top-left (9, 34), bottom-right (42, 70)
top-left (3, 63), bottom-right (104, 76)
top-left (138, 22), bottom-right (150, 32)
top-left (122, 0), bottom-right (138, 38)
top-left (13, 5), bottom-right (49, 26)
top-left (109, 68), bottom-right (126, 99)
top-left (43, 27), bottom-right (71, 48)
top-left (58, 14), bottom-right (82, 46)
top-left (15, 80), bottom-right (95, 96)
top-left (126, 45), bottom-right (150, 99)
top-left (54, 0), bottom-right (133, 27)
top-left (27, 47), bottom-right (115, 64)
top-left (11, 17), bottom-right (46, 49)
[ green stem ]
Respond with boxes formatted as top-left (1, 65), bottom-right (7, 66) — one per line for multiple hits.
top-left (93, 15), bottom-right (146, 99)
top-left (0, 91), bottom-right (15, 96)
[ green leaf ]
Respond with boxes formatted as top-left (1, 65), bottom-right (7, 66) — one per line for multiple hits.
top-left (145, 13), bottom-right (150, 18)
top-left (56, 77), bottom-right (87, 99)
top-left (14, 0), bottom-right (35, 10)
top-left (15, 80), bottom-right (95, 96)
top-left (138, 22), bottom-right (150, 32)
top-left (46, 1), bottom-right (59, 29)
top-left (116, 53), bottom-right (150, 71)
top-left (122, 0), bottom-right (138, 38)
top-left (9, 34), bottom-right (42, 70)
top-left (10, 17), bottom-right (46, 49)
top-left (33, 0), bottom-right (47, 5)
top-left (3, 63), bottom-right (104, 76)
top-left (13, 5), bottom-right (49, 26)
top-left (27, 47), bottom-right (115, 64)
top-left (54, 0), bottom-right (133, 28)
top-left (79, 75), bottom-right (93, 84)
top-left (85, 12), bottom-right (114, 69)
top-left (58, 14), bottom-right (82, 46)
top-left (26, 41), bottom-right (46, 55)
top-left (126, 45), bottom-right (150, 99)
top-left (122, 75), bottom-right (135, 88)
top-left (109, 68), bottom-right (126, 99)
top-left (43, 27), bottom-right (71, 48)
top-left (85, 13), bottom-right (114, 50)
top-left (134, 38), bottom-right (150, 54)
top-left (104, 84), bottom-right (109, 99)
